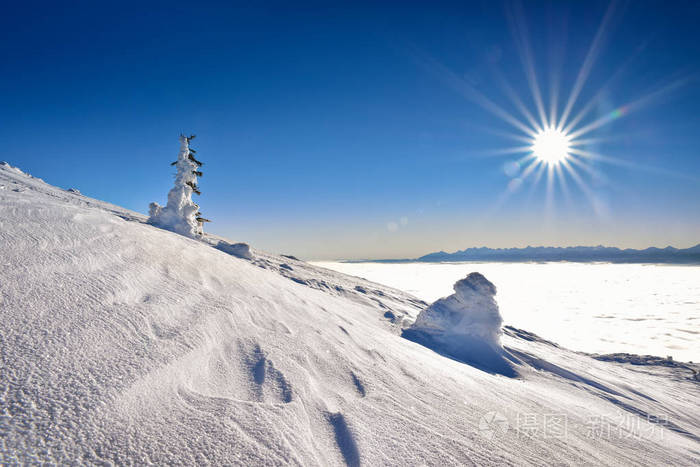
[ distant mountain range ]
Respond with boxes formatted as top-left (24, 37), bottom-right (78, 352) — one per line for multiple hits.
top-left (412, 244), bottom-right (700, 263)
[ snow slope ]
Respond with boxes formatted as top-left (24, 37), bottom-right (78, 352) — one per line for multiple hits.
top-left (1, 162), bottom-right (699, 465)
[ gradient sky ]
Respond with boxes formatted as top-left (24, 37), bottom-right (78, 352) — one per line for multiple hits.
top-left (3, 1), bottom-right (699, 259)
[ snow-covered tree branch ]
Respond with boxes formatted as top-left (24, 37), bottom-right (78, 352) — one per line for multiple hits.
top-left (149, 134), bottom-right (210, 238)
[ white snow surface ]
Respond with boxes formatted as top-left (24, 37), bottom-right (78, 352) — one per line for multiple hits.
top-left (1, 162), bottom-right (699, 465)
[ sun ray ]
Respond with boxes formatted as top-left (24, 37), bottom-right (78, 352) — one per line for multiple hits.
top-left (548, 78), bottom-right (559, 133)
top-left (560, 160), bottom-right (608, 218)
top-left (519, 157), bottom-right (541, 180)
top-left (560, 160), bottom-right (589, 195)
top-left (491, 67), bottom-right (542, 133)
top-left (468, 123), bottom-right (532, 144)
top-left (480, 145), bottom-right (535, 157)
top-left (544, 164), bottom-right (556, 218)
top-left (566, 153), bottom-right (605, 180)
top-left (530, 160), bottom-right (547, 187)
top-left (490, 157), bottom-right (541, 214)
top-left (558, 1), bottom-right (618, 129)
top-left (569, 147), bottom-right (623, 163)
top-left (491, 157), bottom-right (542, 211)
top-left (546, 4), bottom-right (567, 132)
top-left (568, 76), bottom-right (692, 140)
top-left (569, 148), bottom-right (699, 181)
top-left (562, 38), bottom-right (650, 134)
top-left (554, 163), bottom-right (574, 211)
top-left (506, 2), bottom-right (549, 129)
top-left (517, 153), bottom-right (537, 165)
top-left (414, 51), bottom-right (537, 136)
top-left (568, 137), bottom-right (616, 147)
top-left (525, 161), bottom-right (548, 204)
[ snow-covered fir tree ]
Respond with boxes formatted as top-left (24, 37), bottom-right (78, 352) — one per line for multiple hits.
top-left (149, 134), bottom-right (210, 237)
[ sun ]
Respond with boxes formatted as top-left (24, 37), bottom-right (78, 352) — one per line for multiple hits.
top-left (424, 5), bottom-right (684, 210)
top-left (531, 127), bottom-right (571, 165)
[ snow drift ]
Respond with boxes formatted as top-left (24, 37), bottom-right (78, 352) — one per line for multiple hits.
top-left (215, 240), bottom-right (253, 260)
top-left (1, 162), bottom-right (699, 465)
top-left (403, 273), bottom-right (518, 377)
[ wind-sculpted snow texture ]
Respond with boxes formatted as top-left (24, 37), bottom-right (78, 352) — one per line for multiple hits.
top-left (403, 273), bottom-right (518, 377)
top-left (1, 162), bottom-right (699, 465)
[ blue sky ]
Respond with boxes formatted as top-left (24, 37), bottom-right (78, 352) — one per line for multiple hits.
top-left (2, 1), bottom-right (699, 259)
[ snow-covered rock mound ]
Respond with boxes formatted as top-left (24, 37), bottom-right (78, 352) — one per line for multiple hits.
top-left (1, 162), bottom-right (699, 465)
top-left (403, 273), bottom-right (518, 377)
top-left (409, 273), bottom-right (502, 342)
top-left (215, 240), bottom-right (253, 260)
